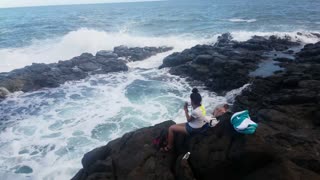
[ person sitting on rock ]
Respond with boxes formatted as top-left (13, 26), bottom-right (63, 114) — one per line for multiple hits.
top-left (209, 103), bottom-right (238, 137)
top-left (207, 103), bottom-right (230, 127)
top-left (161, 88), bottom-right (209, 152)
top-left (213, 104), bottom-right (230, 117)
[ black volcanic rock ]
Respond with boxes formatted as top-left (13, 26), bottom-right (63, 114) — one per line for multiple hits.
top-left (296, 42), bottom-right (320, 63)
top-left (73, 105), bottom-right (320, 180)
top-left (233, 35), bottom-right (299, 51)
top-left (72, 121), bottom-right (176, 180)
top-left (0, 56), bottom-right (126, 93)
top-left (231, 41), bottom-right (320, 176)
top-left (114, 46), bottom-right (173, 62)
top-left (96, 50), bottom-right (118, 59)
top-left (0, 46), bottom-right (172, 94)
top-left (159, 34), bottom-right (301, 94)
top-left (73, 38), bottom-right (320, 180)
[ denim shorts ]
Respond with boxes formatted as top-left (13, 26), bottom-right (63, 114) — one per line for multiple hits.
top-left (186, 123), bottom-right (209, 135)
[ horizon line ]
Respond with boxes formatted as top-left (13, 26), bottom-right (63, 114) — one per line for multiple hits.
top-left (0, 0), bottom-right (165, 9)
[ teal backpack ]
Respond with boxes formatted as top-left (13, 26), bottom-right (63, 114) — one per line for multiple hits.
top-left (230, 110), bottom-right (258, 134)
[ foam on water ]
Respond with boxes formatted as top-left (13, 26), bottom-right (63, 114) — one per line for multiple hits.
top-left (0, 28), bottom-right (211, 179)
top-left (0, 28), bottom-right (319, 179)
top-left (0, 28), bottom-right (209, 72)
top-left (230, 31), bottom-right (320, 43)
top-left (228, 18), bottom-right (257, 23)
top-left (1, 28), bottom-right (319, 73)
top-left (0, 0), bottom-right (319, 178)
top-left (0, 63), bottom-right (232, 179)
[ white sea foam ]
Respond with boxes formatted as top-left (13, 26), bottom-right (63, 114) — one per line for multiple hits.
top-left (225, 84), bottom-right (250, 103)
top-left (1, 28), bottom-right (319, 73)
top-left (230, 31), bottom-right (320, 43)
top-left (0, 28), bottom-right (209, 72)
top-left (228, 18), bottom-right (257, 23)
top-left (0, 28), bottom-right (319, 180)
top-left (0, 66), bottom-right (231, 179)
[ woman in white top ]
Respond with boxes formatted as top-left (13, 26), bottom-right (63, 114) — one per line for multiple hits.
top-left (161, 88), bottom-right (209, 152)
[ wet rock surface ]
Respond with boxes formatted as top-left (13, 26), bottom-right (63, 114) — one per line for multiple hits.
top-left (296, 42), bottom-right (320, 63)
top-left (160, 33), bottom-right (300, 94)
top-left (72, 121), bottom-right (176, 180)
top-left (73, 35), bottom-right (320, 180)
top-left (230, 40), bottom-right (320, 179)
top-left (0, 46), bottom-right (172, 93)
top-left (114, 46), bottom-right (173, 62)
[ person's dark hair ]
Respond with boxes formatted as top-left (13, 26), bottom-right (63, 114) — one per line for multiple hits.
top-left (190, 88), bottom-right (202, 106)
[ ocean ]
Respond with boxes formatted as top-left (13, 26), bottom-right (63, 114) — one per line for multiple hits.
top-left (0, 0), bottom-right (319, 179)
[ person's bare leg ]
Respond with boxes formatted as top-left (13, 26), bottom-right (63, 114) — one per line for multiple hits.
top-left (167, 123), bottom-right (187, 149)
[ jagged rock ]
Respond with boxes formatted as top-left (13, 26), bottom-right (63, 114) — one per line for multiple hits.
top-left (72, 121), bottom-right (176, 180)
top-left (0, 87), bottom-right (10, 98)
top-left (78, 62), bottom-right (101, 72)
top-left (296, 42), bottom-right (320, 63)
top-left (73, 39), bottom-right (320, 180)
top-left (96, 50), bottom-right (118, 59)
top-left (175, 155), bottom-right (196, 180)
top-left (114, 46), bottom-right (173, 62)
top-left (244, 159), bottom-right (320, 180)
top-left (73, 105), bottom-right (320, 180)
top-left (230, 41), bottom-right (320, 178)
top-left (193, 54), bottom-right (214, 65)
top-left (232, 35), bottom-right (299, 51)
top-left (160, 51), bottom-right (196, 68)
top-left (0, 46), bottom-right (170, 94)
top-left (160, 34), bottom-right (302, 94)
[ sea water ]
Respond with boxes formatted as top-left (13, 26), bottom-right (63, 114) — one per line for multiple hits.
top-left (0, 0), bottom-right (319, 179)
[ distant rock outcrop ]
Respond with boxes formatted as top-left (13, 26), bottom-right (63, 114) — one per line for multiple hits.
top-left (0, 46), bottom-right (172, 94)
top-left (114, 46), bottom-right (173, 62)
top-left (160, 33), bottom-right (300, 94)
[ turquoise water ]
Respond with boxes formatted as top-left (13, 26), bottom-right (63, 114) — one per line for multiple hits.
top-left (0, 0), bottom-right (319, 179)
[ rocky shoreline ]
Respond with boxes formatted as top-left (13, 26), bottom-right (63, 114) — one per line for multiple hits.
top-left (160, 33), bottom-right (300, 94)
top-left (72, 33), bottom-right (320, 180)
top-left (0, 46), bottom-right (172, 97)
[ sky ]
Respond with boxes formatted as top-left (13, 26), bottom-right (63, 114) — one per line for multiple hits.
top-left (0, 0), bottom-right (161, 8)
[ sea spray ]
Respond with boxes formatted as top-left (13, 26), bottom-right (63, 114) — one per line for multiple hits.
top-left (0, 65), bottom-right (229, 179)
top-left (1, 28), bottom-right (319, 73)
top-left (0, 28), bottom-right (209, 72)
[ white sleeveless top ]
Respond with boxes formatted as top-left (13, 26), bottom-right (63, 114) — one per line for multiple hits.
top-left (188, 105), bottom-right (207, 128)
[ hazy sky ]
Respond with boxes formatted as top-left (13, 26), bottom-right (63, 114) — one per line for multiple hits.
top-left (0, 0), bottom-right (160, 8)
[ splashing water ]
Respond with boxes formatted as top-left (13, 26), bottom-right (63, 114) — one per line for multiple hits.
top-left (0, 28), bottom-right (210, 72)
top-left (0, 0), bottom-right (320, 178)
top-left (0, 29), bottom-right (319, 179)
top-left (0, 50), bottom-right (235, 179)
top-left (1, 28), bottom-right (319, 73)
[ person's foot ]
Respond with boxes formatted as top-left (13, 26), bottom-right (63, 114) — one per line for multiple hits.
top-left (160, 146), bottom-right (172, 152)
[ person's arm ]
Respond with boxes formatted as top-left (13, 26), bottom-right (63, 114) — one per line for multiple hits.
top-left (184, 102), bottom-right (194, 122)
